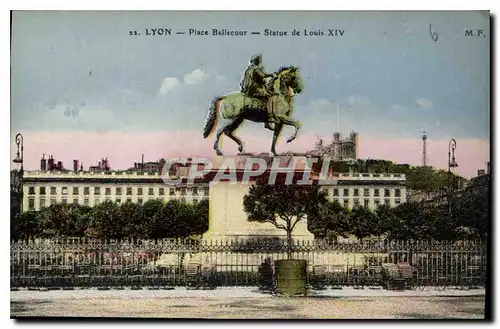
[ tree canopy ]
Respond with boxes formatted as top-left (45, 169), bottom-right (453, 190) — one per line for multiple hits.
top-left (11, 199), bottom-right (209, 241)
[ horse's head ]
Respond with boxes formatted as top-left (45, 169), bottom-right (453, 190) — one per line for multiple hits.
top-left (277, 66), bottom-right (304, 96)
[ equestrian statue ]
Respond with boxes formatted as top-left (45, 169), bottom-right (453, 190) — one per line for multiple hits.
top-left (202, 54), bottom-right (304, 156)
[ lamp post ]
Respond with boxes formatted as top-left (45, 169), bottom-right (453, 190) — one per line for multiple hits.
top-left (13, 133), bottom-right (24, 213)
top-left (448, 139), bottom-right (458, 219)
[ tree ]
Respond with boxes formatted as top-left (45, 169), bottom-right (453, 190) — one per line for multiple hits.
top-left (119, 202), bottom-right (146, 239)
top-left (12, 210), bottom-right (39, 240)
top-left (142, 199), bottom-right (166, 239)
top-left (243, 182), bottom-right (328, 259)
top-left (87, 201), bottom-right (123, 239)
top-left (349, 206), bottom-right (376, 243)
top-left (308, 200), bottom-right (351, 241)
top-left (373, 204), bottom-right (395, 239)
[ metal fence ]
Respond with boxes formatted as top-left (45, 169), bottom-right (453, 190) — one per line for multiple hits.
top-left (10, 238), bottom-right (487, 289)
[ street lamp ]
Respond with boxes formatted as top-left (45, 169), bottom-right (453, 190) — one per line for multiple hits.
top-left (12, 133), bottom-right (24, 213)
top-left (448, 139), bottom-right (458, 219)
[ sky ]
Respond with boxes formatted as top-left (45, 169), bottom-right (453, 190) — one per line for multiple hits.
top-left (10, 11), bottom-right (490, 178)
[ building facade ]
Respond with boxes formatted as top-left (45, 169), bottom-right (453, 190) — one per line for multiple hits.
top-left (320, 172), bottom-right (407, 210)
top-left (22, 170), bottom-right (209, 212)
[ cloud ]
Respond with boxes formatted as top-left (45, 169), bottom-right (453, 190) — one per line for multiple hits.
top-left (184, 69), bottom-right (209, 85)
top-left (158, 68), bottom-right (210, 96)
top-left (416, 97), bottom-right (434, 109)
top-left (159, 77), bottom-right (180, 95)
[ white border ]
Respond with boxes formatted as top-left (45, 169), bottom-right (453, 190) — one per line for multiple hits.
top-left (2, 1), bottom-right (497, 328)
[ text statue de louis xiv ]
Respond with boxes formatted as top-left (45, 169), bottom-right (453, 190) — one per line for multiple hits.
top-left (203, 54), bottom-right (304, 156)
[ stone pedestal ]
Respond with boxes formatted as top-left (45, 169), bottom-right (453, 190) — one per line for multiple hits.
top-left (202, 180), bottom-right (315, 242)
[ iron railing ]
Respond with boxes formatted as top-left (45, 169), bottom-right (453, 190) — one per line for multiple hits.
top-left (10, 238), bottom-right (487, 289)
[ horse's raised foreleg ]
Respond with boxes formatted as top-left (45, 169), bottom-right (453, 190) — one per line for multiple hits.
top-left (224, 117), bottom-right (244, 153)
top-left (271, 123), bottom-right (283, 156)
top-left (280, 117), bottom-right (301, 143)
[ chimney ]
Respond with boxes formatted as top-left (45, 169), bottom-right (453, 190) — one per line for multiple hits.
top-left (57, 161), bottom-right (63, 170)
top-left (478, 169), bottom-right (486, 176)
top-left (98, 161), bottom-right (101, 169)
top-left (487, 161), bottom-right (490, 174)
top-left (134, 162), bottom-right (137, 169)
top-left (48, 155), bottom-right (54, 170)
top-left (80, 163), bottom-right (84, 171)
top-left (40, 154), bottom-right (47, 171)
top-left (73, 160), bottom-right (79, 172)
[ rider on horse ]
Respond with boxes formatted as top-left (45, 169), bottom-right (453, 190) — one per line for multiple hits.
top-left (240, 54), bottom-right (280, 129)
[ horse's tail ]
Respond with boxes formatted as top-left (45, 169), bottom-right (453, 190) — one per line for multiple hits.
top-left (203, 96), bottom-right (222, 138)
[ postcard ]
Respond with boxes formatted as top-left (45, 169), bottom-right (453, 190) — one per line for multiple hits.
top-left (10, 10), bottom-right (490, 320)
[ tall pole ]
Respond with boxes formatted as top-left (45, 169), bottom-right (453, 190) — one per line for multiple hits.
top-left (448, 139), bottom-right (458, 220)
top-left (13, 133), bottom-right (24, 213)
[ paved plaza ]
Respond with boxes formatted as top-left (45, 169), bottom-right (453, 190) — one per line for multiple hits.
top-left (11, 287), bottom-right (486, 319)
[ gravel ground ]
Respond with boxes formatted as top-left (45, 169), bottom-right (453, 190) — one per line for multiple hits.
top-left (11, 287), bottom-right (486, 319)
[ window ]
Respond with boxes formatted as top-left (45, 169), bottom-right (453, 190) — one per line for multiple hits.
top-left (50, 187), bottom-right (57, 195)
top-left (116, 187), bottom-right (122, 195)
top-left (353, 189), bottom-right (359, 197)
top-left (181, 188), bottom-right (187, 196)
top-left (159, 188), bottom-right (164, 195)
top-left (203, 187), bottom-right (209, 196)
top-left (50, 198), bottom-right (57, 205)
top-left (62, 198), bottom-right (68, 204)
top-left (395, 200), bottom-right (401, 206)
top-left (39, 199), bottom-right (46, 209)
top-left (84, 199), bottom-right (89, 206)
top-left (364, 199), bottom-right (369, 208)
top-left (148, 188), bottom-right (154, 195)
top-left (395, 189), bottom-right (401, 197)
top-left (138, 198), bottom-right (143, 205)
top-left (169, 188), bottom-right (175, 196)
top-left (384, 189), bottom-right (390, 197)
top-left (127, 187), bottom-right (132, 195)
top-left (343, 199), bottom-right (349, 207)
top-left (94, 187), bottom-right (100, 195)
top-left (116, 199), bottom-right (121, 204)
top-left (73, 187), bottom-right (79, 195)
top-left (384, 199), bottom-right (390, 206)
top-left (105, 188), bottom-right (111, 195)
top-left (73, 199), bottom-right (79, 205)
top-left (343, 189), bottom-right (349, 197)
top-left (127, 198), bottom-right (132, 203)
top-left (39, 187), bottom-right (46, 195)
top-left (374, 200), bottom-right (380, 207)
top-left (62, 187), bottom-right (68, 195)
top-left (84, 187), bottom-right (90, 195)
top-left (363, 189), bottom-right (369, 197)
top-left (192, 187), bottom-right (198, 196)
top-left (28, 186), bottom-right (35, 195)
top-left (333, 188), bottom-right (339, 196)
top-left (138, 188), bottom-right (143, 195)
top-left (353, 200), bottom-right (359, 209)
top-left (95, 199), bottom-right (100, 205)
top-left (28, 198), bottom-right (35, 210)
top-left (374, 189), bottom-right (380, 197)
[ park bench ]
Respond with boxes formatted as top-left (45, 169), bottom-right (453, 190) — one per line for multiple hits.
top-left (185, 262), bottom-right (202, 289)
top-left (331, 265), bottom-right (345, 289)
top-left (310, 265), bottom-right (328, 290)
top-left (200, 263), bottom-right (217, 289)
top-left (366, 265), bottom-right (384, 287)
